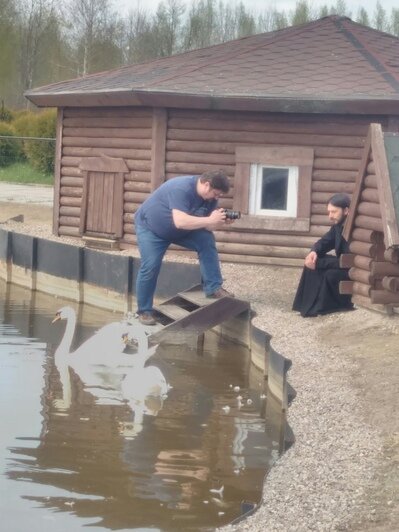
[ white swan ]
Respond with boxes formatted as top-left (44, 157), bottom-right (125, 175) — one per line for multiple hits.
top-left (52, 306), bottom-right (162, 410)
top-left (52, 306), bottom-right (130, 366)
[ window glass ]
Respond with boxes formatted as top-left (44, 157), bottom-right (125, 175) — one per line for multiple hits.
top-left (261, 168), bottom-right (289, 210)
top-left (249, 164), bottom-right (298, 217)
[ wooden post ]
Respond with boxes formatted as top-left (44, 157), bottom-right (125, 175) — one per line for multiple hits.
top-left (151, 108), bottom-right (167, 191)
top-left (53, 108), bottom-right (64, 236)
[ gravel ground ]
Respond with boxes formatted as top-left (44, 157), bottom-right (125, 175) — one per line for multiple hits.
top-left (1, 197), bottom-right (398, 532)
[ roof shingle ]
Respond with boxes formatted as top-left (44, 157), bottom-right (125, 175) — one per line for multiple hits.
top-left (25, 16), bottom-right (399, 113)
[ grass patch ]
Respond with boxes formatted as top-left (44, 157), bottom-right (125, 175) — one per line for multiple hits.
top-left (0, 162), bottom-right (53, 185)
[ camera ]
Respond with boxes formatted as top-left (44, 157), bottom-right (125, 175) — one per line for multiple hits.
top-left (223, 209), bottom-right (241, 220)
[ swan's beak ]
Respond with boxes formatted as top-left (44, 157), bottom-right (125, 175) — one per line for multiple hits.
top-left (52, 312), bottom-right (61, 324)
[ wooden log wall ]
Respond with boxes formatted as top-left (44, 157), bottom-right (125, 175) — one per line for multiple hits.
top-left (58, 107), bottom-right (152, 238)
top-left (127, 108), bottom-right (383, 265)
top-left (340, 152), bottom-right (399, 312)
top-left (57, 106), bottom-right (392, 268)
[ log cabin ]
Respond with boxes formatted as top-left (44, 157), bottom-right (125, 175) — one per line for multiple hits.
top-left (340, 123), bottom-right (399, 314)
top-left (25, 15), bottom-right (399, 268)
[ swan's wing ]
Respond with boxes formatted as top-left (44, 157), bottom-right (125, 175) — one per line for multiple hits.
top-left (74, 322), bottom-right (129, 362)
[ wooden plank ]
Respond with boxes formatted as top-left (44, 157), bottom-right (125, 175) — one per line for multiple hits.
top-left (63, 116), bottom-right (152, 128)
top-left (382, 276), bottom-right (399, 292)
top-left (352, 294), bottom-right (389, 313)
top-left (150, 296), bottom-right (250, 344)
top-left (59, 206), bottom-right (81, 217)
top-left (343, 127), bottom-right (371, 241)
top-left (60, 176), bottom-right (83, 187)
top-left (233, 162), bottom-right (249, 214)
top-left (358, 201), bottom-right (381, 218)
top-left (154, 304), bottom-right (191, 321)
top-left (215, 230), bottom-right (315, 247)
top-left (340, 253), bottom-right (355, 268)
top-left (124, 181), bottom-right (151, 192)
top-left (372, 123), bottom-right (399, 247)
top-left (354, 214), bottom-right (383, 232)
top-left (63, 137), bottom-right (152, 151)
top-left (364, 174), bottom-right (377, 188)
top-left (64, 107), bottom-right (152, 119)
top-left (167, 128), bottom-right (365, 148)
top-left (352, 227), bottom-right (383, 244)
top-left (178, 287), bottom-right (212, 307)
top-left (313, 169), bottom-right (357, 181)
top-left (167, 150), bottom-right (234, 165)
top-left (53, 108), bottom-right (63, 235)
top-left (371, 261), bottom-right (399, 276)
top-left (349, 267), bottom-right (371, 284)
top-left (167, 115), bottom-right (369, 136)
top-left (311, 181), bottom-right (355, 193)
top-left (340, 280), bottom-right (370, 297)
top-left (79, 170), bottom-right (88, 234)
top-left (63, 126), bottom-right (152, 139)
top-left (313, 157), bottom-right (360, 170)
top-left (360, 187), bottom-right (379, 203)
top-left (60, 196), bottom-right (81, 207)
top-left (349, 240), bottom-right (377, 258)
top-left (339, 280), bottom-right (354, 294)
top-left (235, 145), bottom-right (314, 166)
top-left (151, 108), bottom-right (167, 191)
top-left (370, 289), bottom-right (399, 304)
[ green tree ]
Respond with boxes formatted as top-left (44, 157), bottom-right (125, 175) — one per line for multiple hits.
top-left (151, 0), bottom-right (185, 57)
top-left (390, 8), bottom-right (399, 36)
top-left (183, 0), bottom-right (216, 50)
top-left (0, 0), bottom-right (19, 107)
top-left (16, 0), bottom-right (60, 105)
top-left (290, 0), bottom-right (313, 26)
top-left (373, 1), bottom-right (388, 31)
top-left (356, 7), bottom-right (370, 26)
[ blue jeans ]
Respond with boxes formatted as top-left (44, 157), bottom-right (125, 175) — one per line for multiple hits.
top-left (135, 224), bottom-right (223, 313)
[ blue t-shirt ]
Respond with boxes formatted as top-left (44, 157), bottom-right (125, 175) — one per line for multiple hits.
top-left (135, 175), bottom-right (217, 240)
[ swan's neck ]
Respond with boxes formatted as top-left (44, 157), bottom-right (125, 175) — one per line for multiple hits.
top-left (58, 313), bottom-right (76, 355)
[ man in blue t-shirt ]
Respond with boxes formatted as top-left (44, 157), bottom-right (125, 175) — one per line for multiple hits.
top-left (134, 170), bottom-right (234, 325)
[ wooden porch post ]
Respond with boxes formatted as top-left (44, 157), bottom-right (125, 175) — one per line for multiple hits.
top-left (151, 108), bottom-right (167, 191)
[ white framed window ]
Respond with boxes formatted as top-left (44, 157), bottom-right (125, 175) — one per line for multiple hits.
top-left (233, 145), bottom-right (313, 232)
top-left (249, 164), bottom-right (298, 217)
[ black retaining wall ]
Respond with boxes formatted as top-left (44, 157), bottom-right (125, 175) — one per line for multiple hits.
top-left (0, 228), bottom-right (201, 299)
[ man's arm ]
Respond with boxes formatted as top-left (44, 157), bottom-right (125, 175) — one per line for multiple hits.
top-left (172, 208), bottom-right (226, 230)
top-left (305, 226), bottom-right (336, 270)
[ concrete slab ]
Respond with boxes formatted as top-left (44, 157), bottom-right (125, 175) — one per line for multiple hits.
top-left (0, 182), bottom-right (53, 205)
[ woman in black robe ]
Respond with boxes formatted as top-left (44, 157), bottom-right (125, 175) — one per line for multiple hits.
top-left (292, 193), bottom-right (354, 317)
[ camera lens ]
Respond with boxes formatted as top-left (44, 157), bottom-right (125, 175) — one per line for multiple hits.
top-left (224, 209), bottom-right (241, 220)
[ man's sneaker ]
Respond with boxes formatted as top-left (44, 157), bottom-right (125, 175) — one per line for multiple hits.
top-left (207, 287), bottom-right (235, 299)
top-left (138, 312), bottom-right (156, 326)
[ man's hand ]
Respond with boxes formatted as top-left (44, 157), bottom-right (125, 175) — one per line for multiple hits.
top-left (304, 250), bottom-right (318, 270)
top-left (172, 208), bottom-right (226, 231)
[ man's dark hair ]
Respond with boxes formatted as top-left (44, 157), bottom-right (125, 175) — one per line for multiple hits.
top-left (200, 170), bottom-right (230, 193)
top-left (328, 193), bottom-right (351, 209)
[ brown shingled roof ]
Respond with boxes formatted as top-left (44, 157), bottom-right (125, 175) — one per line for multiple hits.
top-left (25, 16), bottom-right (399, 114)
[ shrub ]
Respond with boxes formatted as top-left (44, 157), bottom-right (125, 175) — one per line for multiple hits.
top-left (0, 101), bottom-right (13, 123)
top-left (19, 109), bottom-right (56, 174)
top-left (0, 122), bottom-right (23, 167)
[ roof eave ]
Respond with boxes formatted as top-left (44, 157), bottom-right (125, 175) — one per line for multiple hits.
top-left (24, 89), bottom-right (399, 115)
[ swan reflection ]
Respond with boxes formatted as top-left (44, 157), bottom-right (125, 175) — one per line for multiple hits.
top-left (51, 307), bottom-right (171, 432)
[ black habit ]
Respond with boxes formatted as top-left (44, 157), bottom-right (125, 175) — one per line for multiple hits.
top-left (292, 221), bottom-right (354, 317)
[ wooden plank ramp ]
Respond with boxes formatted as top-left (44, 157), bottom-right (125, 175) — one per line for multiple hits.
top-left (149, 284), bottom-right (250, 344)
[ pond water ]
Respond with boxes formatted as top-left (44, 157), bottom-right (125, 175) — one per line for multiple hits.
top-left (0, 280), bottom-right (283, 531)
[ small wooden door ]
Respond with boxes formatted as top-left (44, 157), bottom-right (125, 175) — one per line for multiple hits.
top-left (79, 155), bottom-right (128, 239)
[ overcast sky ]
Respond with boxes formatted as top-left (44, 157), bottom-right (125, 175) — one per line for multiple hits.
top-left (115, 0), bottom-right (398, 18)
